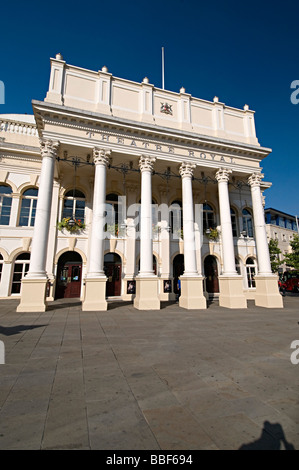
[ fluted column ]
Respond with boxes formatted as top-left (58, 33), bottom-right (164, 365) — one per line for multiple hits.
top-left (87, 148), bottom-right (110, 277)
top-left (248, 172), bottom-right (283, 308)
top-left (215, 168), bottom-right (237, 276)
top-left (215, 168), bottom-right (247, 308)
top-left (248, 173), bottom-right (272, 275)
top-left (17, 139), bottom-right (59, 312)
top-left (27, 140), bottom-right (59, 278)
top-left (179, 162), bottom-right (198, 276)
top-left (134, 155), bottom-right (160, 310)
top-left (138, 155), bottom-right (156, 277)
top-left (82, 148), bottom-right (110, 311)
top-left (177, 162), bottom-right (206, 310)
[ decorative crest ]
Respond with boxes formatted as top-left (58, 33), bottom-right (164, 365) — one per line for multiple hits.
top-left (160, 102), bottom-right (173, 115)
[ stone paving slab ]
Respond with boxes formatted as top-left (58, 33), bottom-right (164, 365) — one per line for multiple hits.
top-left (0, 295), bottom-right (298, 450)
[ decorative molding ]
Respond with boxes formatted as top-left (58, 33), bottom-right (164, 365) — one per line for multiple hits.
top-left (40, 139), bottom-right (60, 159)
top-left (248, 172), bottom-right (264, 187)
top-left (139, 155), bottom-right (156, 172)
top-left (93, 147), bottom-right (111, 166)
top-left (179, 162), bottom-right (196, 178)
top-left (215, 167), bottom-right (232, 183)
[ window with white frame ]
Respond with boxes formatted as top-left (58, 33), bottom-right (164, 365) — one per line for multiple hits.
top-left (203, 203), bottom-right (215, 232)
top-left (231, 208), bottom-right (238, 237)
top-left (0, 184), bottom-right (13, 225)
top-left (62, 190), bottom-right (85, 222)
top-left (0, 254), bottom-right (3, 282)
top-left (246, 257), bottom-right (256, 288)
top-left (11, 253), bottom-right (30, 294)
top-left (19, 188), bottom-right (38, 226)
top-left (242, 208), bottom-right (254, 237)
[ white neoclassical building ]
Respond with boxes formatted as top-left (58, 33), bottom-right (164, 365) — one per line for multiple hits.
top-left (0, 54), bottom-right (283, 312)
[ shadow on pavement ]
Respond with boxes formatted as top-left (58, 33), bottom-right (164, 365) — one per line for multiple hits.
top-left (0, 324), bottom-right (47, 336)
top-left (239, 421), bottom-right (295, 450)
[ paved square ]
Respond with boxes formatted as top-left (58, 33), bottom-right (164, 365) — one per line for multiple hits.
top-left (0, 296), bottom-right (298, 450)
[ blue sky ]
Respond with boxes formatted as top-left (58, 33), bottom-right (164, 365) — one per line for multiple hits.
top-left (0, 0), bottom-right (298, 216)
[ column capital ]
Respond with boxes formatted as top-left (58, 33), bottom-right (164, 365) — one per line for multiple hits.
top-left (215, 167), bottom-right (232, 183)
top-left (179, 162), bottom-right (196, 178)
top-left (40, 139), bottom-right (60, 159)
top-left (248, 172), bottom-right (264, 187)
top-left (139, 155), bottom-right (156, 172)
top-left (93, 147), bottom-right (111, 166)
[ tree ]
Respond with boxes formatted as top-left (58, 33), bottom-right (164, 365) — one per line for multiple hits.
top-left (284, 234), bottom-right (299, 271)
top-left (268, 238), bottom-right (282, 273)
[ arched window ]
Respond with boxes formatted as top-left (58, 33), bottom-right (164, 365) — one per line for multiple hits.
top-left (11, 253), bottom-right (30, 294)
top-left (246, 257), bottom-right (256, 288)
top-left (62, 189), bottom-right (85, 222)
top-left (203, 203), bottom-right (215, 232)
top-left (242, 208), bottom-right (254, 237)
top-left (106, 193), bottom-right (120, 236)
top-left (0, 184), bottom-right (12, 225)
top-left (170, 200), bottom-right (183, 237)
top-left (231, 208), bottom-right (238, 237)
top-left (19, 188), bottom-right (38, 226)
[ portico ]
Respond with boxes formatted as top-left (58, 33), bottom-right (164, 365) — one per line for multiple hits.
top-left (0, 54), bottom-right (283, 312)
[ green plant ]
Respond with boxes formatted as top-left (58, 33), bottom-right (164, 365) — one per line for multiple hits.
top-left (284, 234), bottom-right (299, 270)
top-left (268, 238), bottom-right (282, 273)
top-left (205, 227), bottom-right (219, 241)
top-left (57, 217), bottom-right (85, 233)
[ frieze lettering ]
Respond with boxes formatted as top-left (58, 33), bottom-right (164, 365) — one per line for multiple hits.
top-left (86, 132), bottom-right (237, 165)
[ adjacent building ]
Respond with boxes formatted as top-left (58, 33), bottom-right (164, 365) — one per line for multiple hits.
top-left (0, 54), bottom-right (283, 312)
top-left (265, 207), bottom-right (298, 273)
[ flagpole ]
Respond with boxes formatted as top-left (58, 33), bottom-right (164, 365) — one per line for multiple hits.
top-left (162, 47), bottom-right (165, 90)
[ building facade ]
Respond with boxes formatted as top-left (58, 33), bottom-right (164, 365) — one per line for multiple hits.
top-left (0, 54), bottom-right (283, 311)
top-left (265, 207), bottom-right (299, 273)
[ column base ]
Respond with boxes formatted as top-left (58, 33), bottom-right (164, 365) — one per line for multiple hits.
top-left (17, 277), bottom-right (48, 312)
top-left (218, 275), bottom-right (247, 309)
top-left (179, 276), bottom-right (207, 310)
top-left (82, 277), bottom-right (107, 311)
top-left (254, 275), bottom-right (284, 308)
top-left (134, 277), bottom-right (160, 310)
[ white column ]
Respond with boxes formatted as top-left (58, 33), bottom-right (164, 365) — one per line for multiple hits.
top-left (26, 139), bottom-right (59, 278)
top-left (215, 168), bottom-right (237, 276)
top-left (87, 148), bottom-right (110, 277)
top-left (179, 162), bottom-right (198, 276)
top-left (248, 172), bottom-right (282, 308)
top-left (248, 173), bottom-right (272, 275)
top-left (138, 155), bottom-right (156, 277)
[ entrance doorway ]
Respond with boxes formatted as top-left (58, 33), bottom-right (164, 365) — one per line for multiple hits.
top-left (56, 251), bottom-right (82, 299)
top-left (204, 255), bottom-right (219, 294)
top-left (104, 253), bottom-right (122, 297)
top-left (173, 254), bottom-right (184, 294)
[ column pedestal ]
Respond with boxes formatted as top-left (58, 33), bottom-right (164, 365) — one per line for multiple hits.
top-left (134, 277), bottom-right (160, 310)
top-left (17, 278), bottom-right (48, 312)
top-left (82, 277), bottom-right (107, 311)
top-left (218, 276), bottom-right (247, 309)
top-left (179, 276), bottom-right (207, 310)
top-left (254, 275), bottom-right (283, 308)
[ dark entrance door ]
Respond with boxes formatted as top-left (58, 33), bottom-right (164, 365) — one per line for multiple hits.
top-left (104, 253), bottom-right (122, 297)
top-left (56, 252), bottom-right (82, 299)
top-left (204, 255), bottom-right (219, 294)
top-left (173, 254), bottom-right (184, 294)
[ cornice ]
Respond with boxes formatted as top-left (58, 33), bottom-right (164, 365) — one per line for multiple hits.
top-left (32, 100), bottom-right (271, 159)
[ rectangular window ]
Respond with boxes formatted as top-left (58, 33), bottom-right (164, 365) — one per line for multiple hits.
top-left (0, 196), bottom-right (12, 225)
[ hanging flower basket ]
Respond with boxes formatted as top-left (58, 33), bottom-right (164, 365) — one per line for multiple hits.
top-left (205, 227), bottom-right (219, 241)
top-left (57, 217), bottom-right (86, 233)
